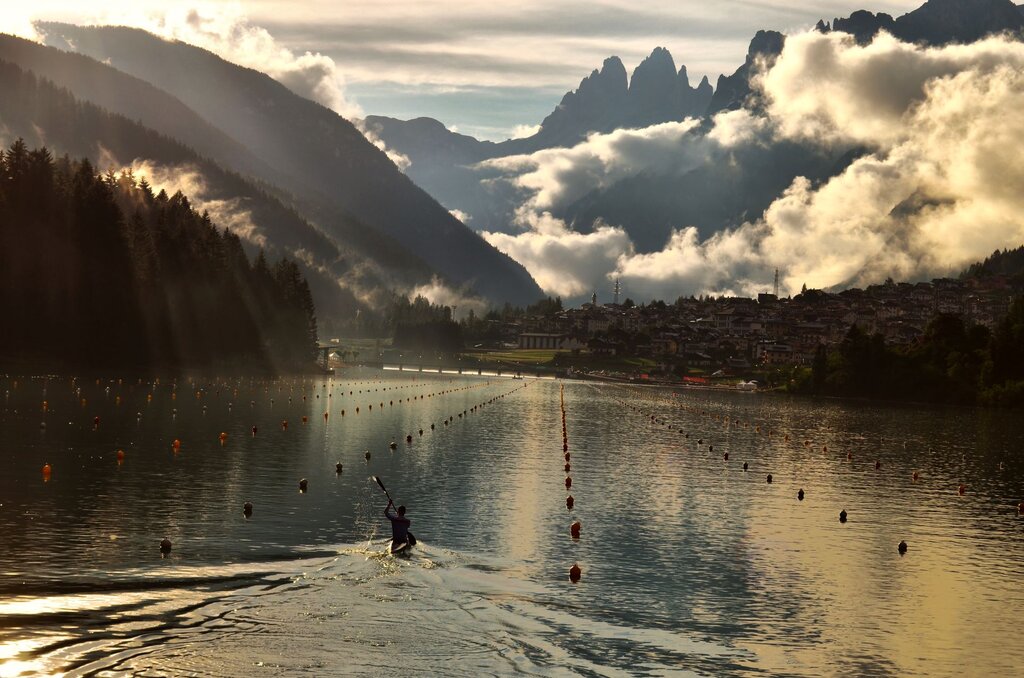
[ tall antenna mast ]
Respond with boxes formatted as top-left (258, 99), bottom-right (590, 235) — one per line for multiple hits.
top-left (613, 278), bottom-right (621, 305)
top-left (773, 269), bottom-right (779, 298)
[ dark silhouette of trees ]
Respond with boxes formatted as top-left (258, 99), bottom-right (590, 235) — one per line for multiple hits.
top-left (0, 142), bottom-right (317, 371)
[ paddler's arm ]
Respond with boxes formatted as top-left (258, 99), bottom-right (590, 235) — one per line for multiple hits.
top-left (384, 499), bottom-right (394, 517)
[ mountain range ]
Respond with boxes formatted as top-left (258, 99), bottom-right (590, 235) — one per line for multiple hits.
top-left (2, 0), bottom-right (1022, 316)
top-left (366, 0), bottom-right (1024, 257)
top-left (0, 24), bottom-right (544, 331)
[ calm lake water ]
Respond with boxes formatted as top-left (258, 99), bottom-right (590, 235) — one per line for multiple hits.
top-left (1, 369), bottom-right (1022, 676)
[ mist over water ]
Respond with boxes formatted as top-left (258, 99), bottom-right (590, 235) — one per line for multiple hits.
top-left (1, 370), bottom-right (1022, 676)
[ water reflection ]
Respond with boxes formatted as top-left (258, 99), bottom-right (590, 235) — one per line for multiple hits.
top-left (0, 373), bottom-right (1022, 675)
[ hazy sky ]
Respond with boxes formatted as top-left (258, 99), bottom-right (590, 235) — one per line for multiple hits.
top-left (5, 0), bottom-right (925, 139)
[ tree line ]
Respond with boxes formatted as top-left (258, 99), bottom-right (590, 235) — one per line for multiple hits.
top-left (0, 141), bottom-right (318, 371)
top-left (796, 301), bottom-right (1024, 406)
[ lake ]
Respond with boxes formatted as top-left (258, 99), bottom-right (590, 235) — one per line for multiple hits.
top-left (1, 370), bottom-right (1022, 676)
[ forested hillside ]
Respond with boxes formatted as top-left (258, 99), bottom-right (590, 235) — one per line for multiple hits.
top-left (0, 141), bottom-right (317, 371)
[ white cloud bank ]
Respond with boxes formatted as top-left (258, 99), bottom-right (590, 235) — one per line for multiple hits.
top-left (483, 30), bottom-right (1024, 300)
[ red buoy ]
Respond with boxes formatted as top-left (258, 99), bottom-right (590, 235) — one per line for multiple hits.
top-left (565, 477), bottom-right (572, 489)
top-left (570, 521), bottom-right (581, 538)
top-left (116, 449), bottom-right (125, 462)
top-left (566, 495), bottom-right (575, 510)
top-left (569, 563), bottom-right (581, 583)
top-left (958, 484), bottom-right (965, 496)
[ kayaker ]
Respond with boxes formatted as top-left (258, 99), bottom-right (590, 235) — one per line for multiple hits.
top-left (384, 499), bottom-right (411, 549)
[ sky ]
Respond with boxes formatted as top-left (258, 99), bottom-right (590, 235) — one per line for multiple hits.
top-left (2, 0), bottom-right (925, 140)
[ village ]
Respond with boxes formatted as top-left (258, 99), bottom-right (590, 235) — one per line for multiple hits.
top-left (511, 275), bottom-right (1018, 375)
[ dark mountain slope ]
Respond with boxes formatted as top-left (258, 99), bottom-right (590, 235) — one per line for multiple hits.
top-left (39, 23), bottom-right (543, 304)
top-left (0, 58), bottom-right (372, 323)
top-left (0, 33), bottom-right (430, 283)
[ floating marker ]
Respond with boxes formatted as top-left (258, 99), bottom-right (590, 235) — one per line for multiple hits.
top-left (243, 502), bottom-right (253, 517)
top-left (839, 509), bottom-right (848, 523)
top-left (299, 478), bottom-right (308, 492)
top-left (160, 538), bottom-right (172, 553)
top-left (898, 540), bottom-right (907, 555)
top-left (569, 563), bottom-right (581, 583)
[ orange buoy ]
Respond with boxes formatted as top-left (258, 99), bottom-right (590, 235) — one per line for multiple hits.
top-left (160, 538), bottom-right (172, 553)
top-left (243, 502), bottom-right (253, 517)
top-left (364, 451), bottom-right (371, 460)
top-left (797, 488), bottom-right (804, 501)
top-left (172, 439), bottom-right (182, 450)
top-left (570, 521), bottom-right (581, 538)
top-left (566, 495), bottom-right (575, 510)
top-left (565, 477), bottom-right (572, 489)
top-left (564, 452), bottom-right (570, 462)
top-left (93, 416), bottom-right (100, 427)
top-left (875, 460), bottom-right (881, 470)
top-left (847, 452), bottom-right (853, 461)
top-left (116, 449), bottom-right (125, 462)
top-left (302, 415), bottom-right (308, 423)
top-left (41, 463), bottom-right (52, 479)
top-left (299, 478), bottom-right (308, 492)
top-left (958, 484), bottom-right (965, 496)
top-left (912, 471), bottom-right (919, 481)
top-left (766, 474), bottom-right (773, 484)
top-left (336, 462), bottom-right (343, 473)
top-left (324, 411), bottom-right (329, 420)
top-left (219, 432), bottom-right (228, 443)
top-left (569, 563), bottom-right (581, 583)
top-left (282, 420), bottom-right (288, 430)
top-left (564, 463), bottom-right (571, 472)
top-left (723, 452), bottom-right (729, 461)
top-left (898, 540), bottom-right (907, 555)
top-left (839, 509), bottom-right (848, 523)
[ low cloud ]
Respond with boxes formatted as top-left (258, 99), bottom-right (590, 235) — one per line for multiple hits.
top-left (128, 159), bottom-right (269, 249)
top-left (509, 123), bottom-right (541, 139)
top-left (483, 210), bottom-right (634, 298)
top-left (481, 119), bottom-right (708, 212)
top-left (409, 276), bottom-right (489, 319)
top-left (484, 30), bottom-right (1024, 301)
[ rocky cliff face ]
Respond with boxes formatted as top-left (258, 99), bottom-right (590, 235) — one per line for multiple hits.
top-left (530, 47), bottom-right (715, 148)
top-left (706, 30), bottom-right (785, 115)
top-left (824, 0), bottom-right (1024, 45)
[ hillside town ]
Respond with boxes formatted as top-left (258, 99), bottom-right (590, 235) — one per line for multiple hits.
top-left (513, 276), bottom-right (1018, 372)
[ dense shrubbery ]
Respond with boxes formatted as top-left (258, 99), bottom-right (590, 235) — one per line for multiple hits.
top-left (0, 141), bottom-right (317, 371)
